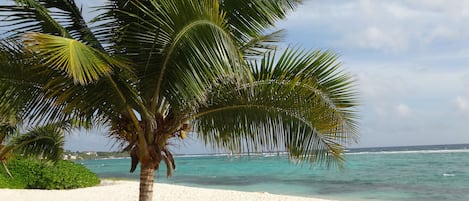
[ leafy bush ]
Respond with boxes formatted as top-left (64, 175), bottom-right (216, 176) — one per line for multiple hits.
top-left (0, 158), bottom-right (42, 188)
top-left (0, 158), bottom-right (100, 189)
top-left (0, 169), bottom-right (25, 188)
top-left (33, 160), bottom-right (100, 189)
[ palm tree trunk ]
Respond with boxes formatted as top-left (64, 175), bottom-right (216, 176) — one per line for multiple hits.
top-left (139, 163), bottom-right (155, 201)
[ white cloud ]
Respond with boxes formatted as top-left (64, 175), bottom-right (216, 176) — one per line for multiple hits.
top-left (280, 0), bottom-right (469, 53)
top-left (349, 27), bottom-right (408, 52)
top-left (352, 63), bottom-right (469, 147)
top-left (395, 103), bottom-right (412, 117)
top-left (455, 96), bottom-right (469, 111)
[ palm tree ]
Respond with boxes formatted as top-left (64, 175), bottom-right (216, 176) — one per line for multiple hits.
top-left (0, 1), bottom-right (359, 201)
top-left (1, 124), bottom-right (65, 160)
top-left (0, 122), bottom-right (66, 177)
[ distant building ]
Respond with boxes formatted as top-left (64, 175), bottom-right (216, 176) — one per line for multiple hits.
top-left (63, 154), bottom-right (77, 160)
top-left (84, 151), bottom-right (98, 157)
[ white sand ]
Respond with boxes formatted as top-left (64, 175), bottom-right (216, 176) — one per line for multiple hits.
top-left (0, 180), bottom-right (336, 201)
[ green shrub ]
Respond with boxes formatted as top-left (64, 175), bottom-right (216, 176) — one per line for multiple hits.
top-left (0, 169), bottom-right (25, 188)
top-left (0, 158), bottom-right (100, 189)
top-left (33, 160), bottom-right (100, 189)
top-left (0, 158), bottom-right (42, 188)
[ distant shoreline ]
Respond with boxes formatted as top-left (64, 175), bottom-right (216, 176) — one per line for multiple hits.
top-left (71, 143), bottom-right (469, 160)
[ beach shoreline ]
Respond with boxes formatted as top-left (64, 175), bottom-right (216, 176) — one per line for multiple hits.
top-left (0, 179), bottom-right (336, 201)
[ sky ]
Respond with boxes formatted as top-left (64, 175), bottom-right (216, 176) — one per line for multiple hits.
top-left (4, 0), bottom-right (468, 153)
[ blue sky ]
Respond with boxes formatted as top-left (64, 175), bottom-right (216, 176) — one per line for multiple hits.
top-left (12, 0), bottom-right (468, 153)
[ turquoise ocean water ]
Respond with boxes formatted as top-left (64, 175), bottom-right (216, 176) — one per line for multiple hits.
top-left (80, 144), bottom-right (469, 201)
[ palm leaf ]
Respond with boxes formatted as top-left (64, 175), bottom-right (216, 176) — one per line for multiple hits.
top-left (0, 0), bottom-right (70, 37)
top-left (220, 0), bottom-right (300, 53)
top-left (1, 0), bottom-right (102, 47)
top-left (186, 48), bottom-right (358, 166)
top-left (0, 38), bottom-right (44, 125)
top-left (240, 30), bottom-right (286, 57)
top-left (116, 0), bottom-right (248, 113)
top-left (23, 32), bottom-right (120, 85)
top-left (6, 124), bottom-right (65, 161)
top-left (0, 37), bottom-right (139, 128)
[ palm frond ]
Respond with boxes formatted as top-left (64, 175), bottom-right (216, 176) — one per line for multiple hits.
top-left (240, 30), bottom-right (286, 57)
top-left (253, 48), bottom-right (359, 119)
top-left (1, 0), bottom-right (102, 46)
top-left (0, 38), bottom-right (43, 125)
top-left (220, 0), bottom-right (301, 52)
top-left (15, 67), bottom-right (142, 127)
top-left (7, 124), bottom-right (65, 162)
top-left (23, 32), bottom-right (121, 85)
top-left (187, 48), bottom-right (358, 166)
top-left (116, 0), bottom-right (248, 113)
top-left (0, 37), bottom-right (138, 128)
top-left (38, 0), bottom-right (104, 49)
top-left (91, 0), bottom-right (157, 55)
top-left (0, 0), bottom-right (70, 37)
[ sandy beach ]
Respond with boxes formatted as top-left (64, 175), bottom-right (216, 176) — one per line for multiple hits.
top-left (0, 180), bottom-right (335, 201)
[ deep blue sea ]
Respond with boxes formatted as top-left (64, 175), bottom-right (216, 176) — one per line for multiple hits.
top-left (80, 144), bottom-right (469, 201)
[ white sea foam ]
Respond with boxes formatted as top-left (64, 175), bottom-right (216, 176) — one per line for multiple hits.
top-left (175, 152), bottom-right (289, 158)
top-left (101, 157), bottom-right (131, 160)
top-left (443, 173), bottom-right (455, 177)
top-left (174, 154), bottom-right (214, 158)
top-left (346, 149), bottom-right (469, 155)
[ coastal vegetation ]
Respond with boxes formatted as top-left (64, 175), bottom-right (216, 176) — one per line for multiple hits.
top-left (0, 122), bottom-right (68, 177)
top-left (0, 1), bottom-right (359, 201)
top-left (0, 118), bottom-right (98, 189)
top-left (0, 157), bottom-right (100, 189)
